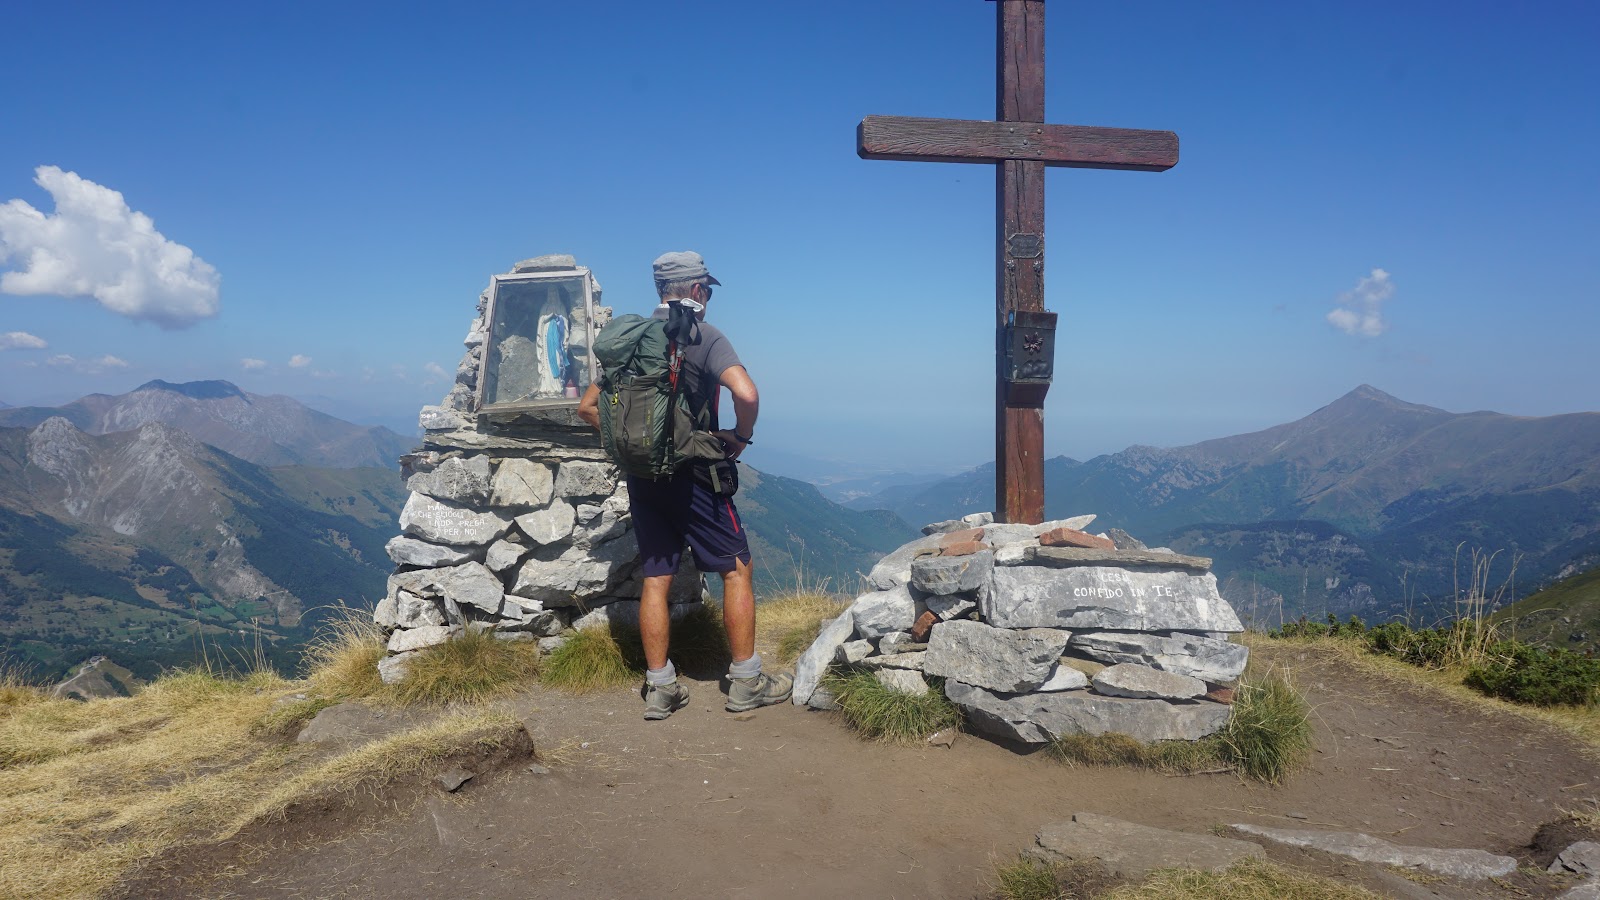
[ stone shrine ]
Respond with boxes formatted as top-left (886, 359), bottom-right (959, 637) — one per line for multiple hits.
top-left (374, 255), bottom-right (705, 682)
top-left (793, 514), bottom-right (1248, 743)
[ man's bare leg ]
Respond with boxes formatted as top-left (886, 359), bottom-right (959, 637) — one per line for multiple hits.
top-left (639, 573), bottom-right (674, 671)
top-left (722, 557), bottom-right (794, 711)
top-left (721, 558), bottom-right (756, 662)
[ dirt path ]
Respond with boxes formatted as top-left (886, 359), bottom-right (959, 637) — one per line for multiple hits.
top-left (173, 645), bottom-right (1598, 899)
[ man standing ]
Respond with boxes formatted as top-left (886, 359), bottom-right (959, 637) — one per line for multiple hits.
top-left (578, 251), bottom-right (792, 720)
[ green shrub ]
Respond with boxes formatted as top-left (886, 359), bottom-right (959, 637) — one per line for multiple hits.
top-left (1465, 641), bottom-right (1600, 707)
top-left (824, 670), bottom-right (961, 744)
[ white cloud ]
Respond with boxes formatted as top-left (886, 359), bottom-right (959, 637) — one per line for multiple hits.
top-left (240, 357), bottom-right (266, 370)
top-left (44, 353), bottom-right (127, 374)
top-left (421, 361), bottom-right (446, 385)
top-left (288, 354), bottom-right (311, 368)
top-left (1326, 268), bottom-right (1394, 338)
top-left (310, 369), bottom-right (338, 379)
top-left (0, 166), bottom-right (220, 328)
top-left (0, 331), bottom-right (47, 350)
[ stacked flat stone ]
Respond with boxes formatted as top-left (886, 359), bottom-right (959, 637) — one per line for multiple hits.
top-left (374, 255), bottom-right (705, 683)
top-left (792, 512), bottom-right (1248, 744)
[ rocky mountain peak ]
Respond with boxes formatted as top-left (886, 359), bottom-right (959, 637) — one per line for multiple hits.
top-left (130, 420), bottom-right (205, 458)
top-left (134, 379), bottom-right (249, 402)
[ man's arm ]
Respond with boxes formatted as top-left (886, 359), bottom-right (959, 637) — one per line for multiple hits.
top-left (713, 365), bottom-right (758, 460)
top-left (577, 383), bottom-right (601, 431)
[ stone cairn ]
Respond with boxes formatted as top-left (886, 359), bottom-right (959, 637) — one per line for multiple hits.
top-left (792, 513), bottom-right (1248, 744)
top-left (373, 255), bottom-right (705, 684)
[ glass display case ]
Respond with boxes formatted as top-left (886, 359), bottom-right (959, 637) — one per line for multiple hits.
top-left (477, 268), bottom-right (600, 412)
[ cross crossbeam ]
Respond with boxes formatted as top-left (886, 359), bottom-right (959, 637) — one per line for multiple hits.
top-left (858, 115), bottom-right (1177, 171)
top-left (857, 0), bottom-right (1178, 524)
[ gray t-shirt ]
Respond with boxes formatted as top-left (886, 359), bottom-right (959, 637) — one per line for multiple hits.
top-left (652, 307), bottom-right (742, 430)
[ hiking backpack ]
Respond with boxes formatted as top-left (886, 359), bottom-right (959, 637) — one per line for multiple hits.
top-left (593, 305), bottom-right (708, 479)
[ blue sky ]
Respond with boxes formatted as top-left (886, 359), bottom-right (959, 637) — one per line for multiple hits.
top-left (2, 0), bottom-right (1596, 478)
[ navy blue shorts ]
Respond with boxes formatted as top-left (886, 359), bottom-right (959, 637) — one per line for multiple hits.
top-left (626, 471), bottom-right (751, 577)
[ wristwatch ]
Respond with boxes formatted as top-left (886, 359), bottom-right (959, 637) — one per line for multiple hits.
top-left (734, 432), bottom-right (754, 445)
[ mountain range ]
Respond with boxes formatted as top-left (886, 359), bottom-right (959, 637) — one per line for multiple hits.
top-left (852, 386), bottom-right (1600, 625)
top-left (0, 380), bottom-right (416, 469)
top-left (7, 379), bottom-right (1594, 679)
top-left (0, 381), bottom-right (912, 680)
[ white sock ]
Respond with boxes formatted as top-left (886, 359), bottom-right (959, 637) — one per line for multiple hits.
top-left (646, 660), bottom-right (677, 686)
top-left (728, 653), bottom-right (762, 680)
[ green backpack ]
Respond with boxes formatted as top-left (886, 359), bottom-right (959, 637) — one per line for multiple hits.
top-left (593, 310), bottom-right (709, 479)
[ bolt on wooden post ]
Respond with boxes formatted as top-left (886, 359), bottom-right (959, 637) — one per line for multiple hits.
top-left (857, 0), bottom-right (1178, 524)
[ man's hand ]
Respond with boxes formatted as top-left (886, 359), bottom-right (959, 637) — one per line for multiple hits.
top-left (713, 430), bottom-right (748, 460)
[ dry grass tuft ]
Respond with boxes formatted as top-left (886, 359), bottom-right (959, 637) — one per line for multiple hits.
top-left (757, 592), bottom-right (848, 666)
top-left (0, 657), bottom-right (47, 716)
top-left (302, 605), bottom-right (388, 701)
top-left (251, 696), bottom-right (335, 739)
top-left (0, 659), bottom-right (527, 900)
top-left (228, 711), bottom-right (527, 831)
top-left (0, 668), bottom-right (297, 899)
top-left (824, 670), bottom-right (962, 744)
top-left (1049, 731), bottom-right (1225, 776)
top-left (1102, 857), bottom-right (1382, 899)
top-left (386, 629), bottom-right (541, 707)
top-left (540, 626), bottom-right (643, 692)
top-left (1047, 669), bottom-right (1311, 784)
top-left (991, 855), bottom-right (1124, 900)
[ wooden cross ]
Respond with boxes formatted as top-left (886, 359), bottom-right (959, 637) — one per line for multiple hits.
top-left (858, 0), bottom-right (1178, 524)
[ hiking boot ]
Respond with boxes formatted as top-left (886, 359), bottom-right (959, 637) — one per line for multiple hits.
top-left (642, 680), bottom-right (690, 721)
top-left (725, 670), bottom-right (794, 712)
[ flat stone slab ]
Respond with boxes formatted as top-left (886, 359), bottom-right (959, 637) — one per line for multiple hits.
top-left (1036, 664), bottom-right (1089, 692)
top-left (1092, 663), bottom-right (1207, 701)
top-left (986, 565), bottom-right (1244, 633)
top-left (1551, 841), bottom-right (1600, 877)
top-left (297, 701), bottom-right (430, 749)
top-left (910, 550), bottom-right (993, 595)
top-left (925, 593), bottom-right (976, 620)
top-left (874, 668), bottom-right (928, 696)
top-left (488, 458), bottom-right (553, 508)
top-left (1230, 825), bottom-right (1519, 880)
top-left (515, 500), bottom-right (576, 545)
top-left (1019, 545), bottom-right (1213, 572)
top-left (389, 561), bottom-right (506, 615)
top-left (850, 584), bottom-right (916, 638)
top-left (1031, 514), bottom-right (1096, 536)
top-left (1032, 813), bottom-right (1264, 877)
top-left (835, 639), bottom-right (874, 665)
top-left (858, 652), bottom-right (926, 672)
top-left (387, 624), bottom-right (455, 653)
top-left (399, 492), bottom-right (513, 547)
top-left (405, 455), bottom-right (491, 505)
top-left (866, 533), bottom-right (946, 591)
top-left (922, 619), bottom-right (1069, 693)
top-left (1038, 527), bottom-right (1115, 550)
top-left (386, 535), bottom-right (479, 568)
top-left (1070, 631), bottom-right (1249, 683)
top-left (793, 609), bottom-right (855, 706)
top-left (946, 680), bottom-right (1232, 744)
